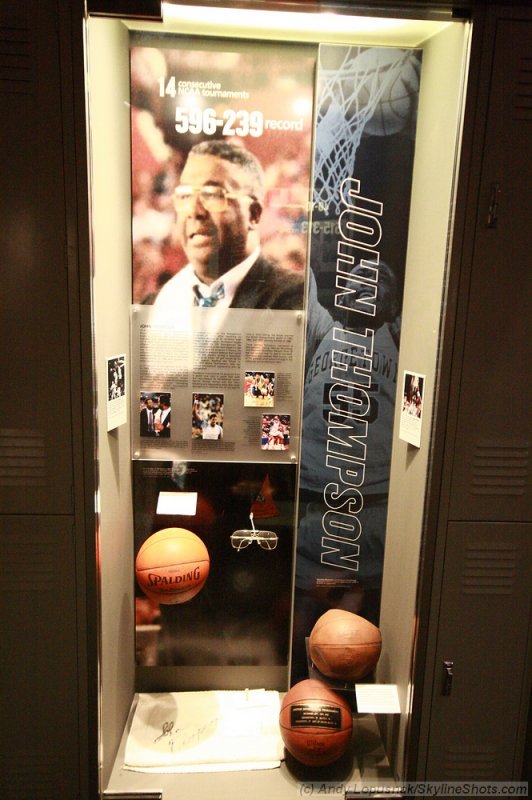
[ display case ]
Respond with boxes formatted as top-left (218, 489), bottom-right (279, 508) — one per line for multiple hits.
top-left (84, 3), bottom-right (472, 797)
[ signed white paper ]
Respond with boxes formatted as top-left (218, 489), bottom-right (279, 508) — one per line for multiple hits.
top-left (124, 690), bottom-right (284, 773)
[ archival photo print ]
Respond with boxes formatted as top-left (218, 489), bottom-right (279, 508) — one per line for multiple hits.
top-left (192, 393), bottom-right (224, 440)
top-left (129, 35), bottom-right (316, 312)
top-left (107, 354), bottom-right (127, 431)
top-left (400, 370), bottom-right (425, 448)
top-left (108, 355), bottom-right (125, 400)
top-left (261, 414), bottom-right (291, 451)
top-left (244, 370), bottom-right (275, 407)
top-left (140, 391), bottom-right (172, 439)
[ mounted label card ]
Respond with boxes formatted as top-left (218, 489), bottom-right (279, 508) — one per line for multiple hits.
top-left (399, 370), bottom-right (425, 448)
top-left (107, 354), bottom-right (127, 431)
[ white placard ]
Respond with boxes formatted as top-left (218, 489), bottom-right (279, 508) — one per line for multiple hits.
top-left (399, 370), bottom-right (425, 448)
top-left (355, 683), bottom-right (401, 714)
top-left (106, 354), bottom-right (127, 431)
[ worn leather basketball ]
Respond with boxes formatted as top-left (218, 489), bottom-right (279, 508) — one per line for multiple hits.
top-left (279, 679), bottom-right (352, 766)
top-left (135, 527), bottom-right (210, 604)
top-left (309, 609), bottom-right (382, 680)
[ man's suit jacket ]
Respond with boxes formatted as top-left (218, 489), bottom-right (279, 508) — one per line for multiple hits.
top-left (230, 256), bottom-right (304, 310)
top-left (140, 407), bottom-right (156, 437)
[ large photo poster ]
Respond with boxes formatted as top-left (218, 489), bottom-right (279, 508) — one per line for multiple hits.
top-left (129, 36), bottom-right (315, 463)
top-left (130, 37), bottom-right (315, 307)
top-left (291, 44), bottom-right (422, 683)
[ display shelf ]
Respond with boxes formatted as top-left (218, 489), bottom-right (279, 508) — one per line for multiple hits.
top-left (105, 696), bottom-right (394, 800)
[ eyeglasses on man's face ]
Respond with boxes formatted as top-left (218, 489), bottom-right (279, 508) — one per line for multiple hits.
top-left (173, 185), bottom-right (253, 213)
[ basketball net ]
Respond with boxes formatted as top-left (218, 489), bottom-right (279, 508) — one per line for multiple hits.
top-left (314, 46), bottom-right (417, 215)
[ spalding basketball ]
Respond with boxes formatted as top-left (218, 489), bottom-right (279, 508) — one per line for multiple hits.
top-left (309, 609), bottom-right (382, 680)
top-left (279, 679), bottom-right (352, 767)
top-left (135, 527), bottom-right (210, 604)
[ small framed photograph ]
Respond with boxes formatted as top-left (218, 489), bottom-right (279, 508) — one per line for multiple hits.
top-left (261, 414), bottom-right (290, 451)
top-left (399, 371), bottom-right (425, 447)
top-left (107, 354), bottom-right (126, 431)
top-left (192, 393), bottom-right (224, 440)
top-left (244, 371), bottom-right (275, 407)
top-left (139, 391), bottom-right (172, 439)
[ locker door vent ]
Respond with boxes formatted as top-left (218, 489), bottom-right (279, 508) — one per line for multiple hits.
top-left (443, 745), bottom-right (497, 778)
top-left (0, 533), bottom-right (56, 592)
top-left (471, 439), bottom-right (529, 496)
top-left (0, 753), bottom-right (68, 799)
top-left (0, 428), bottom-right (47, 487)
top-left (0, 20), bottom-right (33, 95)
top-left (514, 55), bottom-right (532, 122)
top-left (462, 542), bottom-right (517, 595)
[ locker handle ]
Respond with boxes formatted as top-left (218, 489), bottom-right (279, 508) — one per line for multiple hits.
top-left (442, 660), bottom-right (454, 696)
top-left (487, 182), bottom-right (500, 228)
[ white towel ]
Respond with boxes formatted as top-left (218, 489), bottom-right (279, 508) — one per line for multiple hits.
top-left (124, 690), bottom-right (284, 773)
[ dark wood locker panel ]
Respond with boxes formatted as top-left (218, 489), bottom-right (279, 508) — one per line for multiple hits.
top-left (419, 10), bottom-right (532, 780)
top-left (0, 516), bottom-right (81, 798)
top-left (0, 0), bottom-right (91, 798)
top-left (449, 17), bottom-right (532, 522)
top-left (0, 0), bottom-right (74, 515)
top-left (425, 521), bottom-right (531, 779)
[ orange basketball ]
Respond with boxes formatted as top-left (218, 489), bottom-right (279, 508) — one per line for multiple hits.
top-left (279, 679), bottom-right (352, 766)
top-left (135, 527), bottom-right (210, 604)
top-left (309, 609), bottom-right (382, 680)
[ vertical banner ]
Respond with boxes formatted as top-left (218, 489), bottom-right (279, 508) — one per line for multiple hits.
top-left (292, 44), bottom-right (422, 683)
